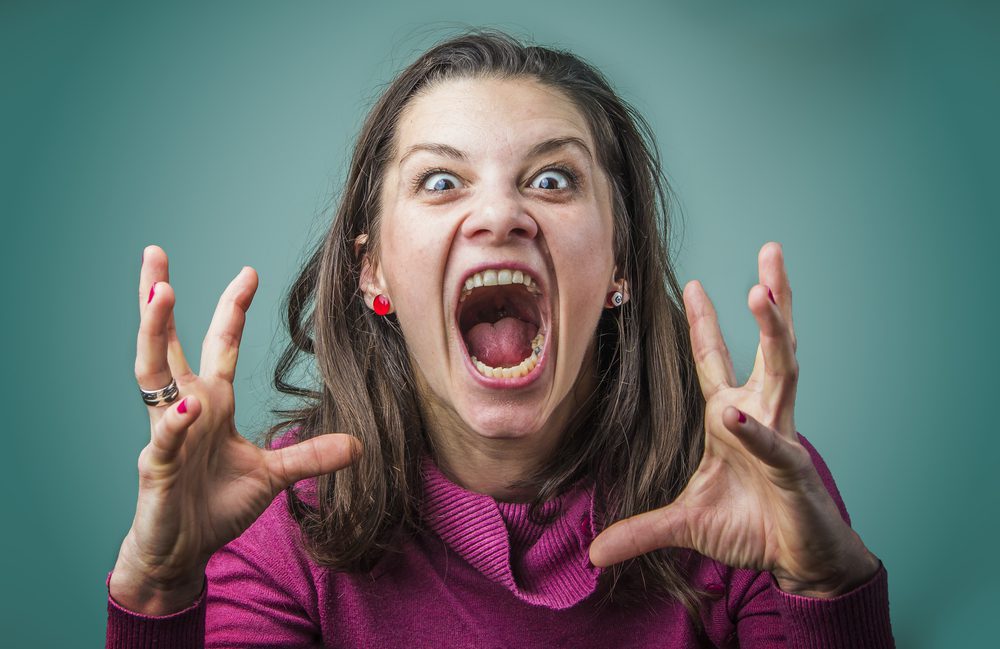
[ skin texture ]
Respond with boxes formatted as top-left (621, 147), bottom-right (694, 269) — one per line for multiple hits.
top-left (110, 248), bottom-right (360, 614)
top-left (588, 244), bottom-right (880, 597)
top-left (361, 77), bottom-right (626, 499)
top-left (112, 77), bottom-right (877, 615)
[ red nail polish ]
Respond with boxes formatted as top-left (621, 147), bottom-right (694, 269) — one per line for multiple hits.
top-left (147, 282), bottom-right (156, 304)
top-left (737, 410), bottom-right (747, 424)
top-left (767, 288), bottom-right (776, 305)
top-left (177, 397), bottom-right (188, 414)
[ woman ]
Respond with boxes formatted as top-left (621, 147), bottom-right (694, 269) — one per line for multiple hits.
top-left (107, 31), bottom-right (894, 647)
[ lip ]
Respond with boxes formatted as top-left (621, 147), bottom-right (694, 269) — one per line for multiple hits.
top-left (451, 260), bottom-right (551, 389)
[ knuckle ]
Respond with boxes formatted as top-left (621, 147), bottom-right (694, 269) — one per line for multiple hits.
top-left (137, 445), bottom-right (158, 483)
top-left (766, 429), bottom-right (781, 459)
top-left (135, 362), bottom-right (167, 387)
top-left (268, 450), bottom-right (290, 493)
top-left (134, 362), bottom-right (155, 384)
top-left (216, 330), bottom-right (240, 349)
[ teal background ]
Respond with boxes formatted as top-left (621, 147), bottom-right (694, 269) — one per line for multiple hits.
top-left (2, 1), bottom-right (996, 646)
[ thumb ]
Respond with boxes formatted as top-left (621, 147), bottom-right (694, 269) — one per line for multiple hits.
top-left (265, 434), bottom-right (362, 491)
top-left (589, 503), bottom-right (691, 568)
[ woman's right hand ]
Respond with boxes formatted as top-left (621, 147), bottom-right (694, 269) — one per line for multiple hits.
top-left (109, 246), bottom-right (360, 615)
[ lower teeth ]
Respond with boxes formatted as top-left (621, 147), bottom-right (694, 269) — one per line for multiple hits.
top-left (470, 333), bottom-right (545, 379)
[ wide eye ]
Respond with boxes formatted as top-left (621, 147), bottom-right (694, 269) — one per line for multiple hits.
top-left (422, 172), bottom-right (462, 192)
top-left (529, 169), bottom-right (572, 190)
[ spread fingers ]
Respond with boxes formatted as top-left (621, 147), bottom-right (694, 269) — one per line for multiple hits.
top-left (748, 284), bottom-right (798, 429)
top-left (199, 267), bottom-right (259, 383)
top-left (683, 280), bottom-right (737, 398)
top-left (757, 242), bottom-right (796, 349)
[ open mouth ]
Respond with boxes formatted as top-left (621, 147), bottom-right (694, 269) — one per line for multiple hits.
top-left (456, 268), bottom-right (548, 380)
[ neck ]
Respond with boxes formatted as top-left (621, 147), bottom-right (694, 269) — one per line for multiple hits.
top-left (427, 420), bottom-right (561, 502)
top-left (416, 344), bottom-right (597, 502)
top-left (415, 351), bottom-right (598, 502)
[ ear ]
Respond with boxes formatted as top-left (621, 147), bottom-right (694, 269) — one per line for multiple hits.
top-left (604, 266), bottom-right (630, 309)
top-left (355, 233), bottom-right (393, 314)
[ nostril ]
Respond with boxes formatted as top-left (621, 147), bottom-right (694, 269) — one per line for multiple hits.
top-left (461, 200), bottom-right (539, 242)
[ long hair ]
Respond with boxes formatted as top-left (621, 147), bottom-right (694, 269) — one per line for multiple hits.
top-left (267, 30), bottom-right (707, 614)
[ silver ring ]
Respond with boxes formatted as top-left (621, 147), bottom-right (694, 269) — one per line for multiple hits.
top-left (140, 378), bottom-right (179, 407)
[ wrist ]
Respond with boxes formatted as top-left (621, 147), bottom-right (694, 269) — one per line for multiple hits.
top-left (109, 564), bottom-right (206, 615)
top-left (110, 543), bottom-right (207, 615)
top-left (776, 546), bottom-right (881, 599)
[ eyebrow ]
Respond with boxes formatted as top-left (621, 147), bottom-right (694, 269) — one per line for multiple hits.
top-left (398, 143), bottom-right (468, 167)
top-left (527, 136), bottom-right (593, 161)
top-left (398, 136), bottom-right (593, 168)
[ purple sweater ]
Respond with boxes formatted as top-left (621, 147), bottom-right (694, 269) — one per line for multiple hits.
top-left (107, 436), bottom-right (894, 648)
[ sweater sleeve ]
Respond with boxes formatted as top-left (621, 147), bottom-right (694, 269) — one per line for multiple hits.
top-left (730, 434), bottom-right (896, 648)
top-left (106, 572), bottom-right (207, 649)
top-left (202, 491), bottom-right (322, 648)
top-left (105, 491), bottom-right (322, 649)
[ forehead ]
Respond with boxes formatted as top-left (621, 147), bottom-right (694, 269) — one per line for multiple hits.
top-left (394, 77), bottom-right (593, 160)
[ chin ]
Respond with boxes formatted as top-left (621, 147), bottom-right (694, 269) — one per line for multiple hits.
top-left (460, 405), bottom-right (551, 440)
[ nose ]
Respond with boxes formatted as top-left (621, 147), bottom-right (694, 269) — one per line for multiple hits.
top-left (459, 184), bottom-right (538, 244)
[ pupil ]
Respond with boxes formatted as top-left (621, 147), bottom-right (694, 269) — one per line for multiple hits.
top-left (434, 178), bottom-right (451, 191)
top-left (540, 177), bottom-right (556, 189)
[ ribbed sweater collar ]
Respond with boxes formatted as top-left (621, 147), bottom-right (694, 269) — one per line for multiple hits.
top-left (420, 457), bottom-right (601, 610)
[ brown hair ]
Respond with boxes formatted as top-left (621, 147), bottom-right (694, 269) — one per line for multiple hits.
top-left (268, 30), bottom-right (707, 613)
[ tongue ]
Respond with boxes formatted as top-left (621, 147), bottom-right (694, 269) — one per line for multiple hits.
top-left (466, 316), bottom-right (536, 368)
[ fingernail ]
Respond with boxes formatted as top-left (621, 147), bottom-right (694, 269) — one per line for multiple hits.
top-left (177, 397), bottom-right (188, 414)
top-left (737, 409), bottom-right (747, 424)
top-left (147, 282), bottom-right (156, 304)
top-left (767, 288), bottom-right (776, 305)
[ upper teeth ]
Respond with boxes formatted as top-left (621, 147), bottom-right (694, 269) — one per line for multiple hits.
top-left (460, 268), bottom-right (541, 301)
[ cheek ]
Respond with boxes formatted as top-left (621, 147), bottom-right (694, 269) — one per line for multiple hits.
top-left (553, 212), bottom-right (615, 356)
top-left (380, 214), bottom-right (441, 296)
top-left (556, 212), bottom-right (615, 295)
top-left (378, 213), bottom-right (452, 365)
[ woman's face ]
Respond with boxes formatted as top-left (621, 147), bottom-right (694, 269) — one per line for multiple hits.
top-left (369, 76), bottom-right (619, 446)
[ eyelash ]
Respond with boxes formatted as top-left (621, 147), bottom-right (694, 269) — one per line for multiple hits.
top-left (410, 167), bottom-right (454, 194)
top-left (410, 164), bottom-right (582, 194)
top-left (536, 165), bottom-right (580, 190)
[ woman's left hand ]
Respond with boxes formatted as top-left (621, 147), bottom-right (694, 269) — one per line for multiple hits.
top-left (589, 242), bottom-right (879, 598)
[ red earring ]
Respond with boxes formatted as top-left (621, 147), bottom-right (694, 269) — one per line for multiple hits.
top-left (373, 294), bottom-right (392, 316)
